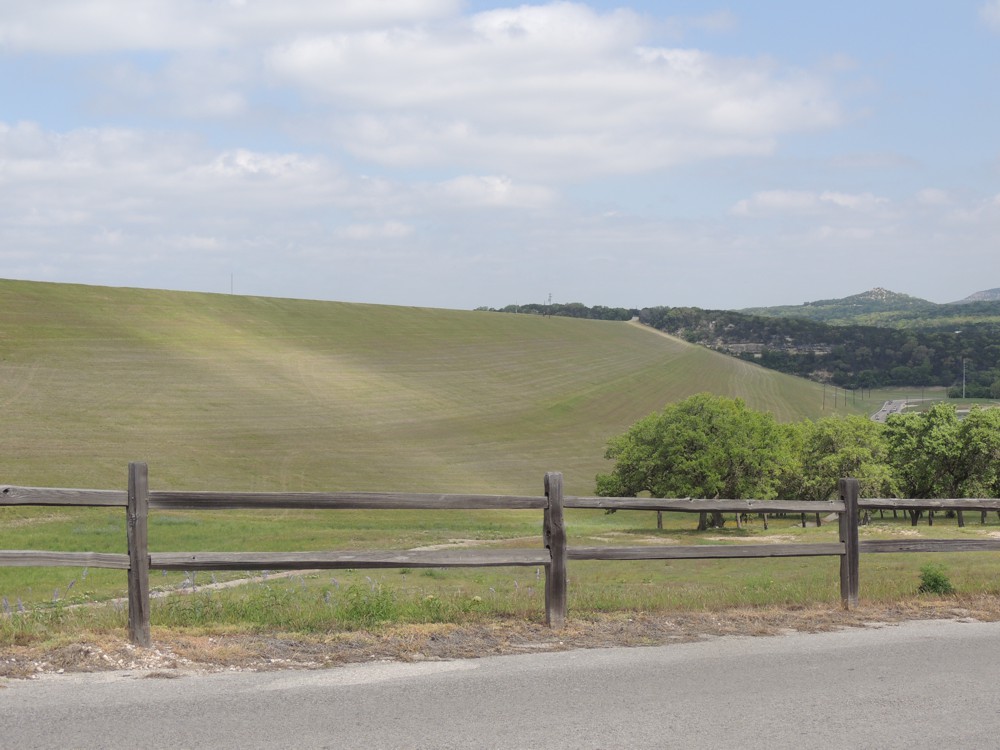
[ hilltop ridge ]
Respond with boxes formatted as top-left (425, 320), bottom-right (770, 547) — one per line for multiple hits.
top-left (738, 287), bottom-right (936, 323)
top-left (954, 288), bottom-right (1000, 303)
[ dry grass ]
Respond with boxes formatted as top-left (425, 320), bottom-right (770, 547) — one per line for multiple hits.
top-left (4, 596), bottom-right (999, 680)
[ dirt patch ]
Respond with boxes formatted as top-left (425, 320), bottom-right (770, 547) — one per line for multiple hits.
top-left (5, 597), bottom-right (1000, 680)
top-left (408, 537), bottom-right (539, 552)
top-left (586, 535), bottom-right (680, 545)
top-left (2, 513), bottom-right (73, 528)
top-left (705, 535), bottom-right (797, 544)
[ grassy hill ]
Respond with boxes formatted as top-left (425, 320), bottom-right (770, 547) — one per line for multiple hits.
top-left (0, 279), bottom-right (859, 496)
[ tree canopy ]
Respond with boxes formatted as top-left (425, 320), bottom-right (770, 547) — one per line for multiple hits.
top-left (779, 415), bottom-right (895, 503)
top-left (596, 393), bottom-right (788, 502)
top-left (885, 403), bottom-right (1000, 499)
top-left (597, 395), bottom-right (1000, 531)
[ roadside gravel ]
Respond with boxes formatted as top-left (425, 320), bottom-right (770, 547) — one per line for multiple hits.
top-left (3, 596), bottom-right (997, 681)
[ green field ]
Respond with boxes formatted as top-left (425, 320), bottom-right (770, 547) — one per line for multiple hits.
top-left (5, 506), bottom-right (1000, 642)
top-left (0, 278), bottom-right (864, 495)
top-left (0, 279), bottom-right (982, 637)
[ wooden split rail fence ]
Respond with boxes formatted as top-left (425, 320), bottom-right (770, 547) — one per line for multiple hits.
top-left (4, 464), bottom-right (1000, 646)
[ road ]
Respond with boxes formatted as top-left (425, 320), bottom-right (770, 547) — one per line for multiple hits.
top-left (4, 619), bottom-right (1000, 749)
top-left (871, 399), bottom-right (908, 422)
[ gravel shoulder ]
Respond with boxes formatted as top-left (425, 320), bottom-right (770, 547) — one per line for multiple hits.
top-left (4, 596), bottom-right (998, 681)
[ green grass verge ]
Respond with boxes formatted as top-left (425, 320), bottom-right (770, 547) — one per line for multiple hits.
top-left (5, 509), bottom-right (1000, 646)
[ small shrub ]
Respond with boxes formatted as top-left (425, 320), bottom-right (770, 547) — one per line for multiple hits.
top-left (341, 584), bottom-right (399, 628)
top-left (415, 594), bottom-right (447, 622)
top-left (918, 564), bottom-right (955, 595)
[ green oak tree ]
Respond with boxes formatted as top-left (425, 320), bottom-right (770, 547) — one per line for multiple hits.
top-left (884, 403), bottom-right (1000, 525)
top-left (778, 415), bottom-right (895, 503)
top-left (956, 407), bottom-right (1000, 498)
top-left (596, 393), bottom-right (790, 529)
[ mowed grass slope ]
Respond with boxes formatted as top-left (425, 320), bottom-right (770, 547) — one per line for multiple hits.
top-left (0, 279), bottom-right (850, 496)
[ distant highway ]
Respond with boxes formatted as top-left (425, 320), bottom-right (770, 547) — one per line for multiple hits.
top-left (871, 399), bottom-right (907, 422)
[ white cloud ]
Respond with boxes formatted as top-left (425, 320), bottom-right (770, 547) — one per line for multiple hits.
top-left (337, 221), bottom-right (414, 241)
top-left (265, 3), bottom-right (839, 178)
top-left (981, 1), bottom-right (1000, 31)
top-left (946, 194), bottom-right (1000, 224)
top-left (0, 0), bottom-right (460, 53)
top-left (2, 3), bottom-right (841, 181)
top-left (732, 189), bottom-right (889, 216)
top-left (100, 54), bottom-right (252, 119)
top-left (0, 121), bottom-right (568, 302)
top-left (917, 188), bottom-right (951, 205)
top-left (435, 175), bottom-right (555, 209)
top-left (818, 191), bottom-right (888, 211)
top-left (175, 235), bottom-right (224, 252)
top-left (1, 119), bottom-right (998, 310)
top-left (732, 190), bottom-right (818, 215)
top-left (0, 122), bottom-right (347, 253)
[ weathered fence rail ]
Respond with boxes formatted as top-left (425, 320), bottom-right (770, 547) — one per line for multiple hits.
top-left (3, 466), bottom-right (1000, 645)
top-left (858, 498), bottom-right (1000, 511)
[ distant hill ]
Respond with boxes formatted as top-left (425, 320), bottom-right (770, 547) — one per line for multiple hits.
top-left (740, 287), bottom-right (1000, 329)
top-left (953, 288), bottom-right (1000, 304)
top-left (0, 279), bottom-right (844, 495)
top-left (739, 287), bottom-right (936, 325)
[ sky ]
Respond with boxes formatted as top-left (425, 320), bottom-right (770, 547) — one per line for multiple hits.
top-left (1, 1), bottom-right (999, 311)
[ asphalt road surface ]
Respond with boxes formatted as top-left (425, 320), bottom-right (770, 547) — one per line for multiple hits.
top-left (4, 619), bottom-right (1000, 749)
top-left (871, 399), bottom-right (908, 422)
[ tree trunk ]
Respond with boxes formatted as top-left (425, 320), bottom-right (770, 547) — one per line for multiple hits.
top-left (697, 512), bottom-right (708, 531)
top-left (957, 510), bottom-right (965, 528)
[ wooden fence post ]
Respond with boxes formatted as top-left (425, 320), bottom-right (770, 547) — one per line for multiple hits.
top-left (127, 462), bottom-right (151, 647)
top-left (838, 478), bottom-right (860, 609)
top-left (544, 472), bottom-right (567, 628)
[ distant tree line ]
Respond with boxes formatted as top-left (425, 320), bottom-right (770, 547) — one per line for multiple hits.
top-left (597, 394), bottom-right (1000, 530)
top-left (639, 306), bottom-right (1000, 393)
top-left (479, 302), bottom-right (639, 321)
top-left (479, 300), bottom-right (1000, 392)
